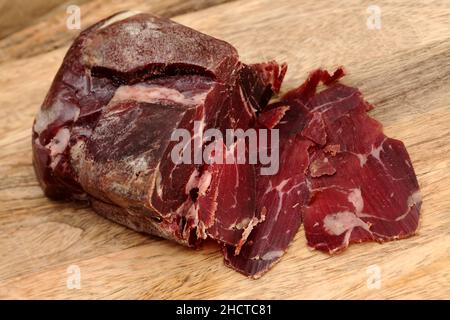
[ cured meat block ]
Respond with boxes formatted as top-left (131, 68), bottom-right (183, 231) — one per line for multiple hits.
top-left (32, 12), bottom-right (285, 248)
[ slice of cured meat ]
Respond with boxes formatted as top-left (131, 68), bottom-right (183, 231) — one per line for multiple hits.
top-left (223, 76), bottom-right (319, 277)
top-left (224, 68), bottom-right (421, 278)
top-left (297, 70), bottom-right (422, 253)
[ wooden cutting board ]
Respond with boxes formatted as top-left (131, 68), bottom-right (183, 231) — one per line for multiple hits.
top-left (0, 0), bottom-right (449, 299)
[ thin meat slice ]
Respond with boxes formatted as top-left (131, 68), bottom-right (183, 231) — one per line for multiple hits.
top-left (223, 70), bottom-right (341, 277)
top-left (224, 135), bottom-right (312, 277)
top-left (201, 144), bottom-right (259, 248)
top-left (282, 68), bottom-right (421, 253)
top-left (301, 81), bottom-right (421, 253)
top-left (223, 88), bottom-right (316, 277)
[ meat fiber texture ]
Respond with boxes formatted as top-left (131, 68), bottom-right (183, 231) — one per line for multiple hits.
top-left (32, 12), bottom-right (421, 278)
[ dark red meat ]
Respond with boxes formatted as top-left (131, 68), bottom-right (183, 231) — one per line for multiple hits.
top-left (298, 70), bottom-right (422, 253)
top-left (33, 12), bottom-right (421, 279)
top-left (32, 12), bottom-right (284, 248)
top-left (224, 68), bottom-right (421, 277)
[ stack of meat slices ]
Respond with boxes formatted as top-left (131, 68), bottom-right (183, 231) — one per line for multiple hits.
top-left (225, 68), bottom-right (422, 277)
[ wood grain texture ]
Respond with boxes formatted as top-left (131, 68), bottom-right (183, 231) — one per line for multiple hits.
top-left (0, 0), bottom-right (231, 63)
top-left (0, 0), bottom-right (449, 299)
top-left (0, 0), bottom-right (85, 39)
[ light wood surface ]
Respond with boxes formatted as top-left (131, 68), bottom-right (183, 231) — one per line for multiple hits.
top-left (0, 0), bottom-right (230, 63)
top-left (0, 0), bottom-right (84, 39)
top-left (0, 0), bottom-right (449, 299)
